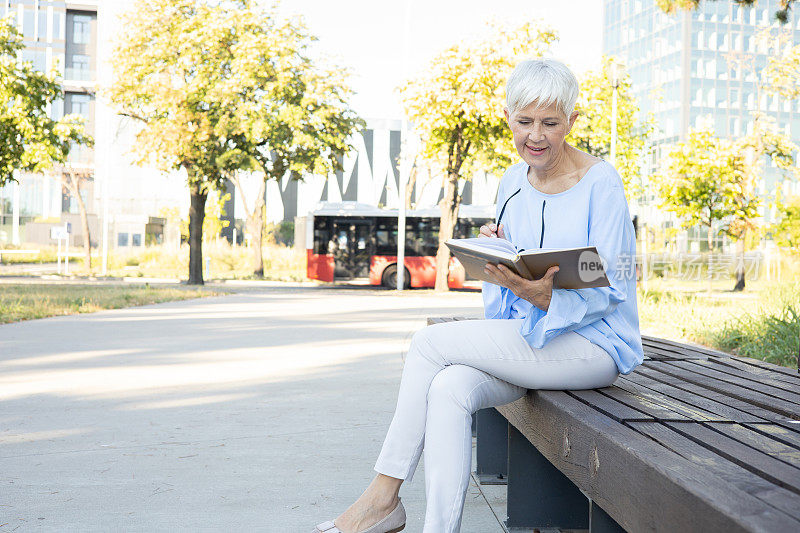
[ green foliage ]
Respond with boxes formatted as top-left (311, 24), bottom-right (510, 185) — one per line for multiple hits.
top-left (655, 0), bottom-right (796, 24)
top-left (107, 0), bottom-right (241, 188)
top-left (655, 127), bottom-right (753, 235)
top-left (399, 21), bottom-right (557, 178)
top-left (202, 189), bottom-right (230, 242)
top-left (763, 44), bottom-right (800, 100)
top-left (108, 0), bottom-right (361, 281)
top-left (638, 280), bottom-right (799, 368)
top-left (700, 283), bottom-right (800, 368)
top-left (265, 221), bottom-right (294, 246)
top-left (568, 57), bottom-right (651, 191)
top-left (0, 19), bottom-right (92, 187)
top-left (771, 195), bottom-right (800, 250)
top-left (215, 5), bottom-right (364, 183)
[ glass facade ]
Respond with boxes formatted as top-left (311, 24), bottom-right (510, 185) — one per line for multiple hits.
top-left (603, 0), bottom-right (800, 217)
top-left (0, 2), bottom-right (97, 244)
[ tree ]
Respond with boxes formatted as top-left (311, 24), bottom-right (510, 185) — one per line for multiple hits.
top-left (108, 0), bottom-right (238, 284)
top-left (109, 1), bottom-right (361, 282)
top-left (0, 20), bottom-right (91, 192)
top-left (400, 22), bottom-right (557, 291)
top-left (216, 6), bottom-right (362, 277)
top-left (568, 57), bottom-right (651, 192)
top-left (762, 43), bottom-right (800, 100)
top-left (721, 26), bottom-right (799, 290)
top-left (60, 165), bottom-right (94, 270)
top-left (656, 0), bottom-right (796, 23)
top-left (771, 195), bottom-right (800, 251)
top-left (654, 127), bottom-right (754, 278)
top-left (726, 115), bottom-right (797, 289)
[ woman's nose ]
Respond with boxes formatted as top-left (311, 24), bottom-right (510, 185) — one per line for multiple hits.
top-left (527, 124), bottom-right (544, 140)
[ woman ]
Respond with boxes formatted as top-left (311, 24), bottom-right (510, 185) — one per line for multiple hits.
top-left (313, 58), bottom-right (643, 533)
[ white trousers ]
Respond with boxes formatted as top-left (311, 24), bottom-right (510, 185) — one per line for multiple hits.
top-left (374, 319), bottom-right (619, 533)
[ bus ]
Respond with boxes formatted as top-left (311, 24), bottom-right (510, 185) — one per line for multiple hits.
top-left (305, 202), bottom-right (494, 289)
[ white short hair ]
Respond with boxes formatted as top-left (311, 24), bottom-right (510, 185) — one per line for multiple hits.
top-left (506, 59), bottom-right (579, 118)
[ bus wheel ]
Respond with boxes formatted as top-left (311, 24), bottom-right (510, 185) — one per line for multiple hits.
top-left (381, 264), bottom-right (410, 289)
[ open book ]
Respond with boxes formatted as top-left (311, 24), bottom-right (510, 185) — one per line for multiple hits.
top-left (445, 237), bottom-right (610, 289)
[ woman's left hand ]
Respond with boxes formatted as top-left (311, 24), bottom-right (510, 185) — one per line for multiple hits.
top-left (484, 263), bottom-right (560, 312)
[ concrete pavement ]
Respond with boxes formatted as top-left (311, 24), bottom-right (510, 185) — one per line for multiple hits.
top-left (0, 284), bottom-right (508, 532)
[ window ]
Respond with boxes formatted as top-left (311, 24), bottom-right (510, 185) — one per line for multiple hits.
top-left (22, 6), bottom-right (34, 37)
top-left (72, 14), bottom-right (90, 44)
top-left (132, 234), bottom-right (142, 246)
top-left (68, 93), bottom-right (90, 117)
top-left (117, 233), bottom-right (129, 247)
top-left (71, 54), bottom-right (89, 72)
top-left (53, 10), bottom-right (61, 40)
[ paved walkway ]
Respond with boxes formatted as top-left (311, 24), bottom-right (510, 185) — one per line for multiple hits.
top-left (0, 284), bottom-right (508, 532)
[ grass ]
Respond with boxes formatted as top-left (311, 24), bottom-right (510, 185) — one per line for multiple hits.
top-left (0, 283), bottom-right (217, 324)
top-left (0, 241), bottom-right (307, 281)
top-left (638, 280), bottom-right (799, 368)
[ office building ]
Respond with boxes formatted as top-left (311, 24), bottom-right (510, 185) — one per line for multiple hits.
top-left (603, 0), bottom-right (800, 233)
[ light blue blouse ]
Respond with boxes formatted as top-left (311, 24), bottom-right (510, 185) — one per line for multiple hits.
top-left (482, 160), bottom-right (644, 375)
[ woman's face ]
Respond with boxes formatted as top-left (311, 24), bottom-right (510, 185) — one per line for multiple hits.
top-left (504, 101), bottom-right (578, 173)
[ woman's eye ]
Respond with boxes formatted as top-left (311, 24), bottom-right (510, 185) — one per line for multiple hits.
top-left (544, 122), bottom-right (557, 127)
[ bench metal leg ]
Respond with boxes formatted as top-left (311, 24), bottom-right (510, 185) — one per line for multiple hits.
top-left (475, 408), bottom-right (508, 485)
top-left (506, 423), bottom-right (589, 531)
top-left (590, 500), bottom-right (626, 533)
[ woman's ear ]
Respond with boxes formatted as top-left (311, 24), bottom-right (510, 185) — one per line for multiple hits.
top-left (567, 111), bottom-right (579, 133)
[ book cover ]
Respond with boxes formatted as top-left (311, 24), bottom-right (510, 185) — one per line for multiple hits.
top-left (445, 238), bottom-right (610, 289)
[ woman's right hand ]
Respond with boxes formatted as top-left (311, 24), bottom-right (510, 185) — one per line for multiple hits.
top-left (479, 223), bottom-right (506, 239)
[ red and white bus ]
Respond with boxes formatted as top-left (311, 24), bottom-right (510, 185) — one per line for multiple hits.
top-left (305, 202), bottom-right (493, 289)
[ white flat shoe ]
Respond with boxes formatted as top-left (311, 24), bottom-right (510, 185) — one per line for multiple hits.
top-left (313, 498), bottom-right (406, 533)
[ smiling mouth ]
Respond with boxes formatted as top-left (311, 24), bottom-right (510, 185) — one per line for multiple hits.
top-left (526, 146), bottom-right (546, 153)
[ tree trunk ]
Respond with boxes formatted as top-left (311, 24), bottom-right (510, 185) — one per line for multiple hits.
top-left (62, 170), bottom-right (92, 271)
top-left (733, 228), bottom-right (746, 292)
top-left (434, 171), bottom-right (461, 291)
top-left (707, 223), bottom-right (714, 293)
top-left (248, 180), bottom-right (267, 277)
top-left (188, 180), bottom-right (208, 285)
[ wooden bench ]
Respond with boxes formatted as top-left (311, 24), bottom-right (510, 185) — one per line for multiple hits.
top-left (428, 317), bottom-right (800, 532)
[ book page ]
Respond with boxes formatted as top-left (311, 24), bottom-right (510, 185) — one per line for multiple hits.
top-left (445, 237), bottom-right (517, 259)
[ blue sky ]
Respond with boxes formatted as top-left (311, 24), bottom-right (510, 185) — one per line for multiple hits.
top-left (276, 0), bottom-right (604, 120)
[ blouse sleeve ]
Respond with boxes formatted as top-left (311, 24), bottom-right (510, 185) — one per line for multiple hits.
top-left (483, 174), bottom-right (515, 319)
top-left (520, 183), bottom-right (635, 347)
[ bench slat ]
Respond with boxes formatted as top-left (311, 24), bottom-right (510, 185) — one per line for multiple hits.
top-left (642, 335), bottom-right (732, 359)
top-left (725, 355), bottom-right (800, 380)
top-left (742, 423), bottom-right (800, 450)
top-left (642, 343), bottom-right (709, 361)
top-left (664, 421), bottom-right (800, 494)
top-left (629, 421), bottom-right (800, 522)
top-left (597, 385), bottom-right (695, 421)
top-left (498, 392), bottom-right (800, 532)
top-left (643, 361), bottom-right (800, 419)
top-left (569, 389), bottom-right (655, 422)
top-left (713, 357), bottom-right (800, 385)
top-left (705, 357), bottom-right (800, 390)
top-left (622, 372), bottom-right (767, 424)
top-left (704, 422), bottom-right (800, 462)
top-left (667, 360), bottom-right (800, 406)
top-left (612, 378), bottom-right (728, 421)
top-left (635, 367), bottom-right (800, 435)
